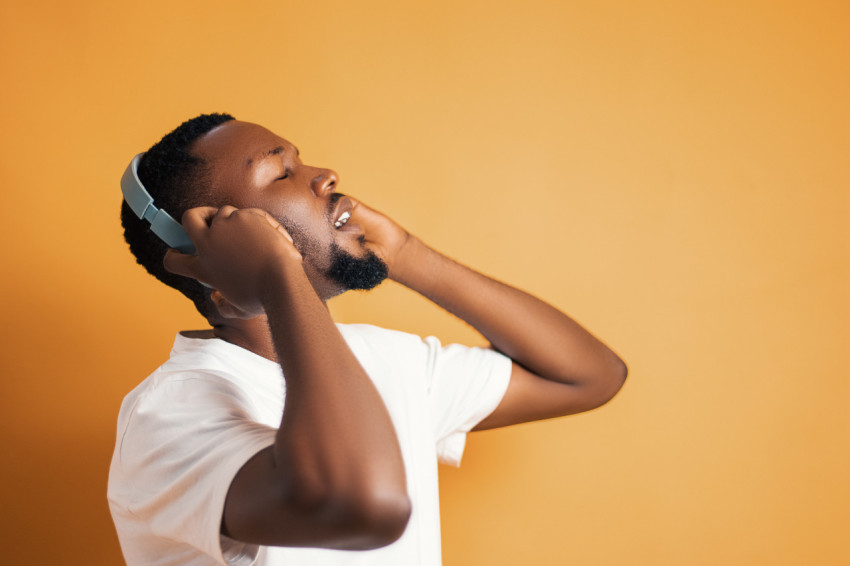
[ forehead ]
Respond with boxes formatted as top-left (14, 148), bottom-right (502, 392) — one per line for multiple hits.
top-left (192, 120), bottom-right (291, 166)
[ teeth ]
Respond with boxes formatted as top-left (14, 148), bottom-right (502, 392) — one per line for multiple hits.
top-left (334, 211), bottom-right (351, 228)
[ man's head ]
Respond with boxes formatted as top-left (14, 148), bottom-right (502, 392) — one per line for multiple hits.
top-left (122, 114), bottom-right (387, 321)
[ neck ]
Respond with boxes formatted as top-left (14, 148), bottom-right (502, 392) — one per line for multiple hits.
top-left (211, 316), bottom-right (278, 362)
top-left (204, 275), bottom-right (342, 361)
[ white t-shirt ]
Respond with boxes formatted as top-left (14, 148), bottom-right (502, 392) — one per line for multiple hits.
top-left (108, 324), bottom-right (512, 566)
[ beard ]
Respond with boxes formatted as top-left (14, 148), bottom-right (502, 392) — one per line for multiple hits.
top-left (326, 240), bottom-right (388, 290)
top-left (279, 218), bottom-right (388, 292)
top-left (275, 193), bottom-right (388, 293)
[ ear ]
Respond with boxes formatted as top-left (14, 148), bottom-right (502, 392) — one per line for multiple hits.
top-left (210, 290), bottom-right (262, 320)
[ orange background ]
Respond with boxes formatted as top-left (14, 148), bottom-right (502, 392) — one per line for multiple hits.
top-left (1, 1), bottom-right (848, 564)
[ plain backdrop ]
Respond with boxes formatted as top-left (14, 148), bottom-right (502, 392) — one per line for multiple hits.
top-left (1, 0), bottom-right (847, 564)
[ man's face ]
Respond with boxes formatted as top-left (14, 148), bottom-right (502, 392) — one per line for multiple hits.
top-left (191, 120), bottom-right (387, 299)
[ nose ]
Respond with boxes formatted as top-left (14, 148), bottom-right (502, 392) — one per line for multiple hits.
top-left (311, 168), bottom-right (338, 197)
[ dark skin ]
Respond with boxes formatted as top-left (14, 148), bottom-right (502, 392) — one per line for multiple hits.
top-left (163, 121), bottom-right (627, 551)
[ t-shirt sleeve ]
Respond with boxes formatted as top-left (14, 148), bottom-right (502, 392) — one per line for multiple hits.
top-left (422, 336), bottom-right (512, 467)
top-left (114, 372), bottom-right (276, 565)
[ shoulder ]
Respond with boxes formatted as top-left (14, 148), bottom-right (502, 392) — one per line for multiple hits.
top-left (114, 335), bottom-right (281, 461)
top-left (118, 335), bottom-right (272, 417)
top-left (336, 323), bottom-right (442, 358)
top-left (336, 322), bottom-right (427, 344)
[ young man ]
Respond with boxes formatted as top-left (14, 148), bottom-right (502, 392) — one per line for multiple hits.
top-left (108, 113), bottom-right (627, 565)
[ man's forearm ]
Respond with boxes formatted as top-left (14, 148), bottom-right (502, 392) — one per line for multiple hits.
top-left (390, 236), bottom-right (626, 387)
top-left (269, 260), bottom-right (408, 511)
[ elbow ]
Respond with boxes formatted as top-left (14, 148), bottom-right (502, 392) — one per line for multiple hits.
top-left (353, 489), bottom-right (413, 549)
top-left (287, 473), bottom-right (412, 550)
top-left (586, 355), bottom-right (628, 410)
top-left (222, 446), bottom-right (410, 549)
top-left (327, 487), bottom-right (412, 549)
top-left (612, 354), bottom-right (628, 388)
top-left (603, 355), bottom-right (628, 403)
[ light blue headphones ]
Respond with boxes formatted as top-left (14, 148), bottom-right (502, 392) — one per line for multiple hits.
top-left (120, 153), bottom-right (196, 254)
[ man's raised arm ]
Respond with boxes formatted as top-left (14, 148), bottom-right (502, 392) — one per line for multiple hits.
top-left (352, 201), bottom-right (627, 430)
top-left (164, 206), bottom-right (411, 550)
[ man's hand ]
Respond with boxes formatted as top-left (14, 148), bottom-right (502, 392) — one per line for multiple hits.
top-left (163, 206), bottom-right (302, 317)
top-left (348, 200), bottom-right (416, 281)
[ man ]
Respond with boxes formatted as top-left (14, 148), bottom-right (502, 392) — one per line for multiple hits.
top-left (108, 113), bottom-right (627, 565)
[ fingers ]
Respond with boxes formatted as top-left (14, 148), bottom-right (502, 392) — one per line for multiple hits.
top-left (181, 206), bottom-right (232, 235)
top-left (267, 215), bottom-right (295, 244)
top-left (163, 247), bottom-right (203, 280)
top-left (183, 206), bottom-right (292, 242)
top-left (348, 198), bottom-right (379, 224)
top-left (162, 206), bottom-right (225, 281)
top-left (165, 205), bottom-right (296, 283)
top-left (240, 208), bottom-right (295, 244)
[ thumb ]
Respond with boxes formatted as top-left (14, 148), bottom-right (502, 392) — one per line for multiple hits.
top-left (163, 248), bottom-right (205, 281)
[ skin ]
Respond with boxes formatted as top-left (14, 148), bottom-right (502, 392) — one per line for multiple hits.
top-left (163, 120), bottom-right (628, 551)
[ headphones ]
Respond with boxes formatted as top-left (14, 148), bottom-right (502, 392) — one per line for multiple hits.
top-left (120, 153), bottom-right (196, 254)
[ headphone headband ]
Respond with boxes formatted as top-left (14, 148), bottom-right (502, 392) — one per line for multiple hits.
top-left (120, 153), bottom-right (196, 254)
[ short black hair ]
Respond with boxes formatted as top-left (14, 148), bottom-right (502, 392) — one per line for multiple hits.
top-left (121, 113), bottom-right (235, 319)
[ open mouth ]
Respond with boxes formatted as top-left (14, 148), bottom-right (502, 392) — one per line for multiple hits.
top-left (334, 210), bottom-right (351, 229)
top-left (329, 194), bottom-right (355, 231)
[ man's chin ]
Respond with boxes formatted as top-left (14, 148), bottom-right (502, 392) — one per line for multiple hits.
top-left (327, 245), bottom-right (388, 291)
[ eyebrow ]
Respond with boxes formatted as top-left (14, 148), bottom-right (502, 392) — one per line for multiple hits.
top-left (246, 145), bottom-right (299, 166)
